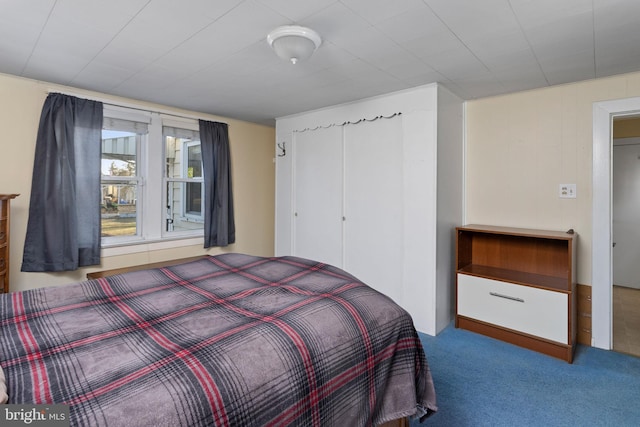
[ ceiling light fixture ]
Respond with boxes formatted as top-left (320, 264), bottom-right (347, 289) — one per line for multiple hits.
top-left (267, 25), bottom-right (322, 65)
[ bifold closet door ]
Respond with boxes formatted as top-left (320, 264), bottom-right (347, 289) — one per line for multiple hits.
top-left (344, 116), bottom-right (404, 303)
top-left (293, 126), bottom-right (343, 267)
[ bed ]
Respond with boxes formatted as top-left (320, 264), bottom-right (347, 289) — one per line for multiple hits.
top-left (0, 253), bottom-right (436, 426)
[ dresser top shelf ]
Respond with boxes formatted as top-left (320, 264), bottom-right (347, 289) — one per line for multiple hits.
top-left (458, 224), bottom-right (576, 241)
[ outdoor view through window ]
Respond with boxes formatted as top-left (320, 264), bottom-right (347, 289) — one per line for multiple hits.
top-left (100, 124), bottom-right (204, 241)
top-left (164, 129), bottom-right (204, 233)
top-left (101, 129), bottom-right (139, 237)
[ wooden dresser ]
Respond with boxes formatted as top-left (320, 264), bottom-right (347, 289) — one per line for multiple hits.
top-left (1, 194), bottom-right (19, 293)
top-left (455, 224), bottom-right (577, 362)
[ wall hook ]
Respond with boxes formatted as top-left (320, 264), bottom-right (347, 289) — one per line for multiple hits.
top-left (277, 141), bottom-right (286, 157)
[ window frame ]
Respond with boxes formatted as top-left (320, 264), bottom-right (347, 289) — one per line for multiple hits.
top-left (100, 107), bottom-right (205, 249)
top-left (182, 139), bottom-right (204, 221)
top-left (100, 146), bottom-right (144, 244)
top-left (161, 119), bottom-right (204, 239)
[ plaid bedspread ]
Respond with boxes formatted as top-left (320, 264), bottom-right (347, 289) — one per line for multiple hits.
top-left (0, 253), bottom-right (436, 426)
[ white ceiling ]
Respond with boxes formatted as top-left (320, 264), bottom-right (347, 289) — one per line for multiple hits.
top-left (2, 0), bottom-right (639, 126)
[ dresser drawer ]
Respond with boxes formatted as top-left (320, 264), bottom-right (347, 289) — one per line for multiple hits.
top-left (457, 274), bottom-right (568, 344)
top-left (0, 219), bottom-right (6, 244)
top-left (0, 245), bottom-right (6, 272)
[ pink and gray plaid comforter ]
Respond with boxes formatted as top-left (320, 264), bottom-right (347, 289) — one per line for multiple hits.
top-left (0, 253), bottom-right (436, 426)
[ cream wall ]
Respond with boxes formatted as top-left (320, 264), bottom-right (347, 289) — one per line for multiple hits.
top-left (0, 72), bottom-right (275, 292)
top-left (466, 70), bottom-right (640, 286)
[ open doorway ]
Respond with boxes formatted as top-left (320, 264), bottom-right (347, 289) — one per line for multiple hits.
top-left (612, 117), bottom-right (640, 357)
top-left (592, 97), bottom-right (640, 351)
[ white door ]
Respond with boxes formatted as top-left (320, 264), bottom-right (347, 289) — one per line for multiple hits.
top-left (613, 140), bottom-right (640, 289)
top-left (293, 126), bottom-right (343, 267)
top-left (344, 116), bottom-right (404, 303)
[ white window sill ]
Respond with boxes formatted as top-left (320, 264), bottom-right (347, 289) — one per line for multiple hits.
top-left (101, 236), bottom-right (204, 258)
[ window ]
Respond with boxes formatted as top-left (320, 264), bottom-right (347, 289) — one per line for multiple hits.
top-left (100, 108), bottom-right (204, 247)
top-left (184, 141), bottom-right (203, 216)
top-left (164, 126), bottom-right (204, 235)
top-left (101, 117), bottom-right (147, 243)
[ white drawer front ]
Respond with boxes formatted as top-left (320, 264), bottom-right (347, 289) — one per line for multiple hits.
top-left (457, 274), bottom-right (568, 344)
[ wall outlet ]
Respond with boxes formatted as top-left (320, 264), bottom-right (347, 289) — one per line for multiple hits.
top-left (559, 184), bottom-right (577, 198)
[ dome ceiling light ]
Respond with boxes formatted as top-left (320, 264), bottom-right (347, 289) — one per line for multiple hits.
top-left (267, 25), bottom-right (322, 65)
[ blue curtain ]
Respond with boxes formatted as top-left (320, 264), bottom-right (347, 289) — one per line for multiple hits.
top-left (199, 120), bottom-right (235, 248)
top-left (21, 93), bottom-right (103, 272)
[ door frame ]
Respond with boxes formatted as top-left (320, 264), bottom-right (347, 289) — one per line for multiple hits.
top-left (592, 97), bottom-right (640, 349)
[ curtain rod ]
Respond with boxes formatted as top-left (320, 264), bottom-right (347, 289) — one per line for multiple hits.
top-left (46, 88), bottom-right (228, 125)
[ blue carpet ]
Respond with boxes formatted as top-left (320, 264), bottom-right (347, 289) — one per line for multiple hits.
top-left (412, 324), bottom-right (640, 426)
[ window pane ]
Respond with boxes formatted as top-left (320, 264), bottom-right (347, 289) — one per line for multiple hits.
top-left (186, 182), bottom-right (202, 214)
top-left (165, 136), bottom-right (181, 178)
top-left (165, 136), bottom-right (200, 179)
top-left (102, 130), bottom-right (136, 176)
top-left (166, 181), bottom-right (204, 232)
top-left (101, 182), bottom-right (137, 237)
top-left (102, 129), bottom-right (139, 238)
top-left (165, 130), bottom-right (203, 235)
top-left (188, 144), bottom-right (202, 178)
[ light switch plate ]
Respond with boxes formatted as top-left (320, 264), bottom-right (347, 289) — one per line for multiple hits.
top-left (559, 184), bottom-right (576, 198)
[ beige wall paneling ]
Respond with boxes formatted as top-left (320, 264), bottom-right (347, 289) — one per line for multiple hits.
top-left (466, 70), bottom-right (640, 349)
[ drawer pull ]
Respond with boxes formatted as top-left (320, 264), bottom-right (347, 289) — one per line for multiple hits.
top-left (489, 291), bottom-right (524, 303)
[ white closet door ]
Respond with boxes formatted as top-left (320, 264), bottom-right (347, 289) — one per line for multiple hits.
top-left (293, 126), bottom-right (343, 267)
top-left (344, 116), bottom-right (404, 303)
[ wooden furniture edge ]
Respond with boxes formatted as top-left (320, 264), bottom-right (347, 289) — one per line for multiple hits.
top-left (1, 194), bottom-right (19, 293)
top-left (576, 284), bottom-right (592, 346)
top-left (86, 255), bottom-right (210, 279)
top-left (457, 224), bottom-right (576, 241)
top-left (456, 316), bottom-right (575, 363)
top-left (379, 417), bottom-right (408, 427)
